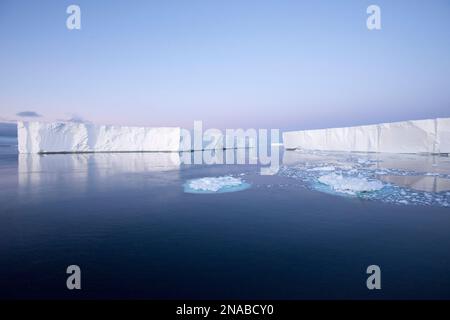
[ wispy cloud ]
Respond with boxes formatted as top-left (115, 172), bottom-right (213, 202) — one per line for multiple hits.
top-left (16, 111), bottom-right (42, 117)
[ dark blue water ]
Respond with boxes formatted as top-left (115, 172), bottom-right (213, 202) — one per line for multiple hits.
top-left (1, 140), bottom-right (450, 299)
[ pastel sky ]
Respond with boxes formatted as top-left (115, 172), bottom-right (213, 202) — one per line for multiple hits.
top-left (1, 0), bottom-right (449, 130)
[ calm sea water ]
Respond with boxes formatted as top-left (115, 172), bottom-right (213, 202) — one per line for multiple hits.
top-left (1, 137), bottom-right (450, 299)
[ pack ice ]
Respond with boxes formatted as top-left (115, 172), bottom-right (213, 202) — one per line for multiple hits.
top-left (18, 121), bottom-right (181, 153)
top-left (283, 118), bottom-right (450, 154)
top-left (279, 150), bottom-right (450, 207)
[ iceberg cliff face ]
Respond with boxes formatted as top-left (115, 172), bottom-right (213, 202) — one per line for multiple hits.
top-left (283, 118), bottom-right (450, 154)
top-left (18, 121), bottom-right (180, 153)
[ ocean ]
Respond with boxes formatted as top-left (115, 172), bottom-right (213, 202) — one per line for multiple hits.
top-left (1, 136), bottom-right (450, 299)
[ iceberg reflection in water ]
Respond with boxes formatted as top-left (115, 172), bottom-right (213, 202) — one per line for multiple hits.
top-left (19, 152), bottom-right (181, 176)
top-left (18, 153), bottom-right (182, 199)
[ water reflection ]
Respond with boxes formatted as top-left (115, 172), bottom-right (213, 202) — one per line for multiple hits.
top-left (17, 150), bottom-right (450, 198)
top-left (379, 175), bottom-right (450, 193)
top-left (282, 150), bottom-right (450, 174)
top-left (18, 153), bottom-right (181, 197)
top-left (19, 152), bottom-right (181, 174)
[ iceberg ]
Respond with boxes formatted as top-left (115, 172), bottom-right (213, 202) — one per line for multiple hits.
top-left (437, 118), bottom-right (450, 153)
top-left (18, 121), bottom-right (180, 153)
top-left (378, 119), bottom-right (436, 153)
top-left (18, 121), bottom-right (248, 154)
top-left (283, 117), bottom-right (450, 154)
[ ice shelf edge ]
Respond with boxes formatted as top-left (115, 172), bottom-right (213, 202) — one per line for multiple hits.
top-left (282, 118), bottom-right (450, 154)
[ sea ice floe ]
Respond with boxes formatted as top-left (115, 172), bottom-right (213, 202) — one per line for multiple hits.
top-left (184, 176), bottom-right (250, 194)
top-left (279, 150), bottom-right (450, 207)
top-left (317, 173), bottom-right (384, 195)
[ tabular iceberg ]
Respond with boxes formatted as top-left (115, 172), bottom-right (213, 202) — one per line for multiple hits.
top-left (283, 118), bottom-right (450, 154)
top-left (18, 121), bottom-right (181, 153)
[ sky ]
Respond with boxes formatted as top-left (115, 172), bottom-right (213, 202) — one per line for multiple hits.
top-left (0, 0), bottom-right (450, 131)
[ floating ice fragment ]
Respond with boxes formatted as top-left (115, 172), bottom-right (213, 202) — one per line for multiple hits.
top-left (357, 159), bottom-right (370, 165)
top-left (184, 176), bottom-right (250, 194)
top-left (307, 166), bottom-right (336, 172)
top-left (317, 173), bottom-right (384, 195)
top-left (338, 164), bottom-right (354, 170)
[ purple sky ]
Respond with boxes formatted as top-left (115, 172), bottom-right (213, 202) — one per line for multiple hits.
top-left (1, 0), bottom-right (450, 131)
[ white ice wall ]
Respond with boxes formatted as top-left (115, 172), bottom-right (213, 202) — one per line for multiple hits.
top-left (18, 121), bottom-right (180, 153)
top-left (378, 119), bottom-right (436, 154)
top-left (437, 118), bottom-right (450, 153)
top-left (283, 117), bottom-right (450, 154)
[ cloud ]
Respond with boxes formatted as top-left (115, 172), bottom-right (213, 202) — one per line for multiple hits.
top-left (16, 111), bottom-right (42, 117)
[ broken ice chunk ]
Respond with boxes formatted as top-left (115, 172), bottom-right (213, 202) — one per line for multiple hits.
top-left (306, 166), bottom-right (336, 172)
top-left (184, 176), bottom-right (250, 194)
top-left (317, 173), bottom-right (384, 195)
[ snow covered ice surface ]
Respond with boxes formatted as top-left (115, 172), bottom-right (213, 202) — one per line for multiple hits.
top-left (279, 150), bottom-right (450, 207)
top-left (18, 121), bottom-right (181, 153)
top-left (184, 176), bottom-right (251, 194)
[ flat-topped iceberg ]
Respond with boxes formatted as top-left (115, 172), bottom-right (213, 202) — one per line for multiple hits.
top-left (18, 121), bottom-right (180, 153)
top-left (17, 121), bottom-right (255, 153)
top-left (283, 117), bottom-right (450, 154)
